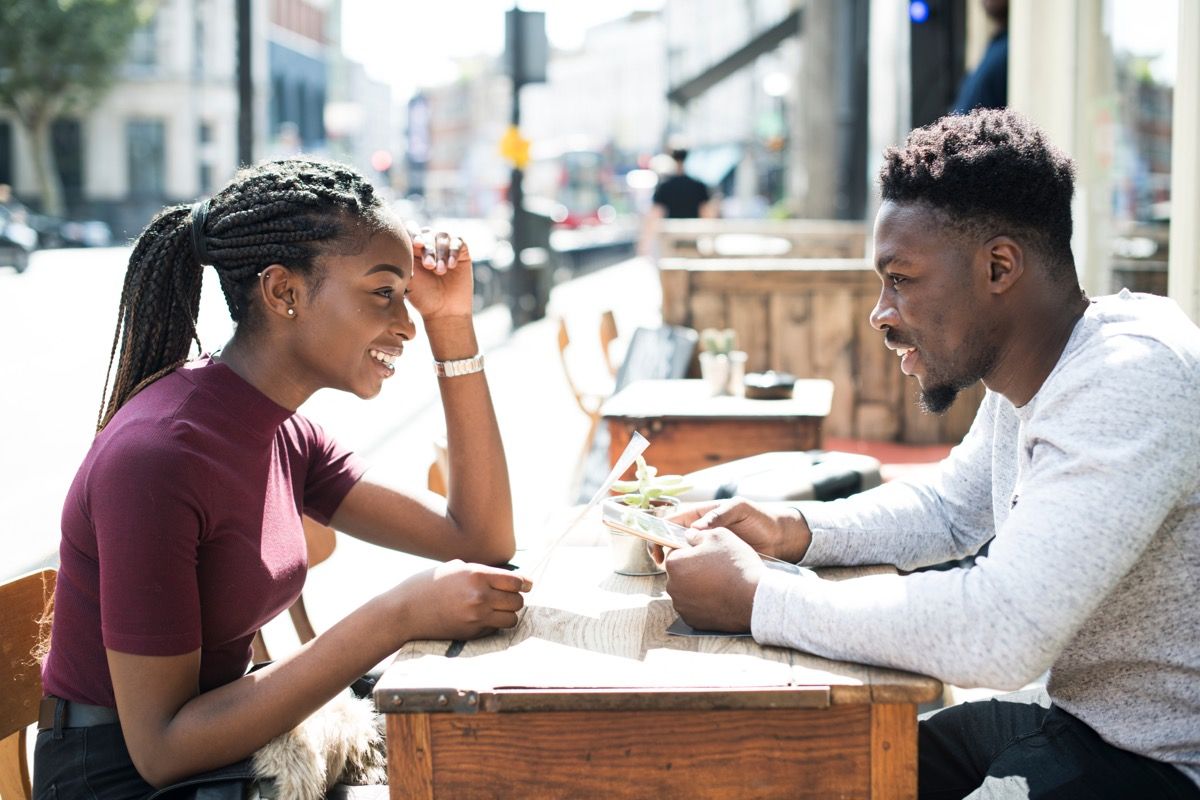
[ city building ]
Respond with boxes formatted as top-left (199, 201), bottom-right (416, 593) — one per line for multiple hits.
top-left (412, 56), bottom-right (510, 218)
top-left (0, 0), bottom-right (394, 239)
top-left (0, 0), bottom-right (266, 238)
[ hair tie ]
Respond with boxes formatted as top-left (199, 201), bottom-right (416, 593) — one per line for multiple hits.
top-left (189, 199), bottom-right (211, 265)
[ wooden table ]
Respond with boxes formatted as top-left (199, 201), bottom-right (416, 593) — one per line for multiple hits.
top-left (375, 513), bottom-right (940, 799)
top-left (601, 378), bottom-right (834, 476)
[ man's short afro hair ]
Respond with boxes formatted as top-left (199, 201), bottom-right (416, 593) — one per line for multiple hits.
top-left (880, 108), bottom-right (1077, 279)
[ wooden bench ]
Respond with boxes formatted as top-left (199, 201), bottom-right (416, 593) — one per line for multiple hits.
top-left (659, 257), bottom-right (983, 444)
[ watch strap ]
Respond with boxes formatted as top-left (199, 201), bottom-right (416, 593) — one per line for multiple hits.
top-left (434, 353), bottom-right (484, 378)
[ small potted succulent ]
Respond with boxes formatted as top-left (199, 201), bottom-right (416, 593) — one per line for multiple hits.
top-left (698, 328), bottom-right (748, 396)
top-left (603, 456), bottom-right (691, 575)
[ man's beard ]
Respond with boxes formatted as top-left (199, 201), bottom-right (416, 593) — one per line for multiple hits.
top-left (919, 378), bottom-right (977, 414)
top-left (916, 333), bottom-right (997, 414)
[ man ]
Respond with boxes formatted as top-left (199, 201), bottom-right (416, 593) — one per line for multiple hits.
top-left (664, 109), bottom-right (1200, 799)
top-left (954, 0), bottom-right (1009, 113)
top-left (650, 148), bottom-right (715, 220)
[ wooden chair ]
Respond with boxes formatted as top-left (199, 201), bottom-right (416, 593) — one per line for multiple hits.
top-left (427, 435), bottom-right (449, 497)
top-left (574, 323), bottom-right (700, 502)
top-left (556, 317), bottom-right (616, 477)
top-left (1, 568), bottom-right (56, 800)
top-left (599, 309), bottom-right (621, 379)
top-left (251, 517), bottom-right (337, 662)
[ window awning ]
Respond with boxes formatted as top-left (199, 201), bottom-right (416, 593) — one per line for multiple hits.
top-left (685, 144), bottom-right (744, 187)
top-left (666, 9), bottom-right (803, 107)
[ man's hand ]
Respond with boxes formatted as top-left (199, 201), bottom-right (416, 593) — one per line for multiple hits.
top-left (664, 527), bottom-right (764, 633)
top-left (670, 498), bottom-right (813, 562)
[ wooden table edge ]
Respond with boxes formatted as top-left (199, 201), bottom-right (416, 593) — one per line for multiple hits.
top-left (374, 684), bottom-right (834, 714)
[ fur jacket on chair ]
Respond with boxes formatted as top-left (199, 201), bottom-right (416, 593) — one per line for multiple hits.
top-left (252, 689), bottom-right (387, 799)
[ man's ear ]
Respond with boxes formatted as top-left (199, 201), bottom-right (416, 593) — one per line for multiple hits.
top-left (258, 264), bottom-right (300, 320)
top-left (982, 235), bottom-right (1023, 295)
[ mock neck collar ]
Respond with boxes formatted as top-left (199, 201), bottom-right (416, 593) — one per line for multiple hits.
top-left (182, 354), bottom-right (295, 439)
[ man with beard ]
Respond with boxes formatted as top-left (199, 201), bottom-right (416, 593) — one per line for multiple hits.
top-left (663, 108), bottom-right (1200, 799)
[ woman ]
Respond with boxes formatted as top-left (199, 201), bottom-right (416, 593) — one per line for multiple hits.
top-left (34, 159), bottom-right (530, 797)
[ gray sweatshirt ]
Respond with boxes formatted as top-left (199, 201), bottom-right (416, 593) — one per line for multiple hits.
top-left (751, 290), bottom-right (1200, 785)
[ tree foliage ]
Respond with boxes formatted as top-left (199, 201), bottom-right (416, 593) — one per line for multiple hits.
top-left (0, 0), bottom-right (153, 213)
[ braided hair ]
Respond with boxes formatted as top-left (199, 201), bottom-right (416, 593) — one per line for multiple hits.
top-left (97, 159), bottom-right (390, 430)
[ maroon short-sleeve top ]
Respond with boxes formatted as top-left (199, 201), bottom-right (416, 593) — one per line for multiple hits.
top-left (42, 356), bottom-right (366, 707)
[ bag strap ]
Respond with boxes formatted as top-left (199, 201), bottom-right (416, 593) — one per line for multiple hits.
top-left (143, 758), bottom-right (259, 800)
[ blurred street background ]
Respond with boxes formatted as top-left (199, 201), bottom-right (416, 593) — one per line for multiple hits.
top-left (2, 0), bottom-right (1196, 584)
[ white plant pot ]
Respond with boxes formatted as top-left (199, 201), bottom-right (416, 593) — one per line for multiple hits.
top-left (699, 352), bottom-right (731, 396)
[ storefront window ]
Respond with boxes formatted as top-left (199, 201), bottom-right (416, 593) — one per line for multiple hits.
top-left (1085, 0), bottom-right (1177, 295)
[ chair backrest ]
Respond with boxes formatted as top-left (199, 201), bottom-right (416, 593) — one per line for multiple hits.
top-left (301, 516), bottom-right (336, 571)
top-left (598, 310), bottom-right (620, 378)
top-left (575, 324), bottom-right (699, 502)
top-left (1, 568), bottom-right (56, 800)
top-left (251, 519), bottom-right (337, 662)
top-left (555, 317), bottom-right (611, 421)
top-left (427, 435), bottom-right (449, 497)
top-left (611, 324), bottom-right (699, 393)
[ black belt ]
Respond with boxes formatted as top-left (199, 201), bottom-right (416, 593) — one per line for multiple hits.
top-left (38, 696), bottom-right (119, 731)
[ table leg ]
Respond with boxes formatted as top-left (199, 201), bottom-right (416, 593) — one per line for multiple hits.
top-left (870, 703), bottom-right (918, 799)
top-left (387, 713), bottom-right (433, 800)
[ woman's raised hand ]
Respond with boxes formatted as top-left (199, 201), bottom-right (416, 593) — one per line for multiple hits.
top-left (407, 226), bottom-right (474, 321)
top-left (394, 560), bottom-right (532, 642)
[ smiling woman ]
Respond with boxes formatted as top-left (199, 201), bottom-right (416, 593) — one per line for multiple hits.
top-left (33, 159), bottom-right (532, 798)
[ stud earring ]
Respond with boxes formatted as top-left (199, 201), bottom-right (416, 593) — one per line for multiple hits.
top-left (287, 308), bottom-right (295, 317)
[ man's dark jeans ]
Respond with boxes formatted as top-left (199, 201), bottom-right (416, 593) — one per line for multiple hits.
top-left (919, 689), bottom-right (1200, 799)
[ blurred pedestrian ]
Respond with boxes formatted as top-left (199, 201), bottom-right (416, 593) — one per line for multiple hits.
top-left (34, 158), bottom-right (532, 798)
top-left (954, 0), bottom-right (1009, 113)
top-left (652, 148), bottom-right (716, 220)
top-left (639, 148), bottom-right (717, 258)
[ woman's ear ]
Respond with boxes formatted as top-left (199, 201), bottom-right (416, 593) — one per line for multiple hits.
top-left (982, 235), bottom-right (1024, 295)
top-left (258, 264), bottom-right (299, 320)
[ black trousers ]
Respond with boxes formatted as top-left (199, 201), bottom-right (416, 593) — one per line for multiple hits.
top-left (33, 719), bottom-right (255, 800)
top-left (919, 689), bottom-right (1200, 799)
top-left (33, 720), bottom-right (154, 800)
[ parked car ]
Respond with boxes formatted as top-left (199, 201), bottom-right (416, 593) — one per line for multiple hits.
top-left (29, 213), bottom-right (113, 248)
top-left (0, 205), bottom-right (38, 273)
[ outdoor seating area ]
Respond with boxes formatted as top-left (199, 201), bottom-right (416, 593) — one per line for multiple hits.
top-left (4, 0), bottom-right (1198, 793)
top-left (263, 244), bottom-right (969, 797)
top-left (0, 249), bottom-right (994, 799)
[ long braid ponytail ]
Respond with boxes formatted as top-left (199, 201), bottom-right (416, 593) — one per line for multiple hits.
top-left (98, 207), bottom-right (204, 430)
top-left (97, 159), bottom-right (388, 431)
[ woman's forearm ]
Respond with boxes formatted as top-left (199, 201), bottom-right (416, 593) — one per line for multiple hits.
top-left (114, 589), bottom-right (411, 788)
top-left (426, 315), bottom-right (515, 564)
